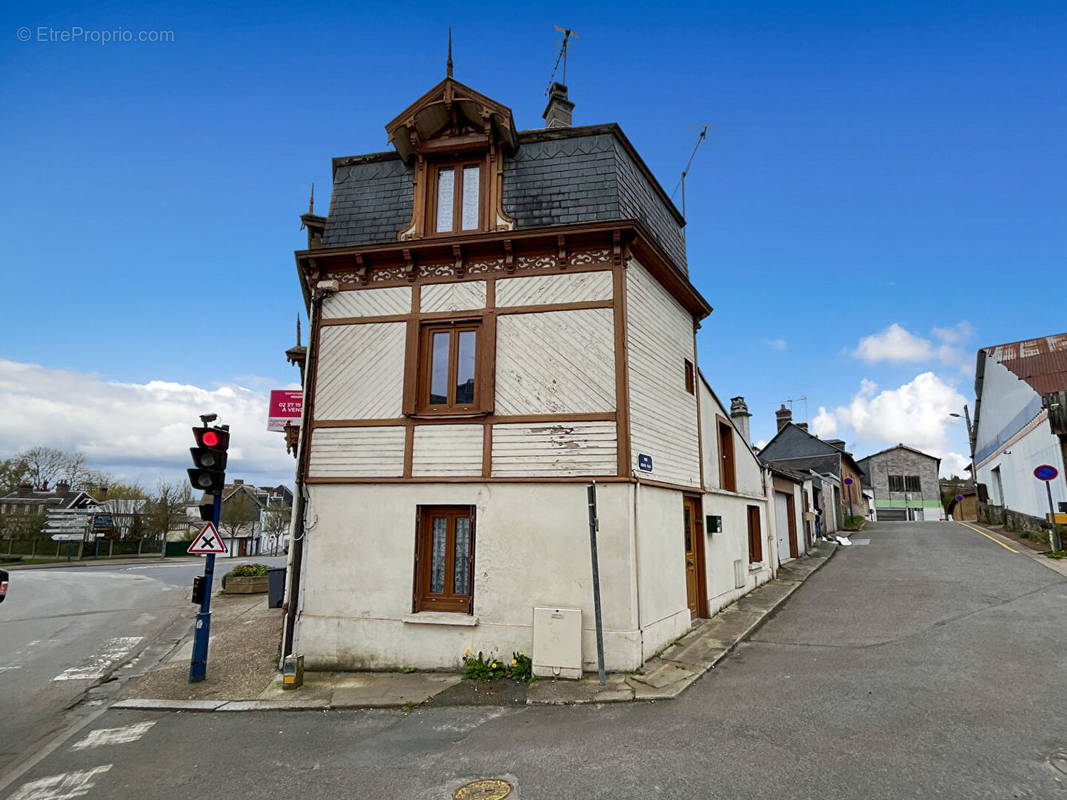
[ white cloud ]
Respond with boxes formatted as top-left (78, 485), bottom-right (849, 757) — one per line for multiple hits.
top-left (854, 324), bottom-right (935, 363)
top-left (763, 338), bottom-right (788, 351)
top-left (940, 452), bottom-right (972, 478)
top-left (0, 360), bottom-right (296, 488)
top-left (852, 322), bottom-right (975, 372)
top-left (820, 371), bottom-right (968, 476)
top-left (811, 406), bottom-right (838, 437)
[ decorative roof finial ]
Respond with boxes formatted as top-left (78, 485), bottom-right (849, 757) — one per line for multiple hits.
top-left (446, 28), bottom-right (453, 78)
top-left (296, 313), bottom-right (301, 347)
top-left (308, 182), bottom-right (315, 215)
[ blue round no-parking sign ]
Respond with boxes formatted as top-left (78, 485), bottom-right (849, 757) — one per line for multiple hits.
top-left (1034, 464), bottom-right (1059, 481)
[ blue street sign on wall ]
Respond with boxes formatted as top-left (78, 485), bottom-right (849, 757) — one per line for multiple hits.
top-left (638, 454), bottom-right (653, 472)
top-left (955, 495), bottom-right (964, 502)
top-left (1034, 464), bottom-right (1059, 481)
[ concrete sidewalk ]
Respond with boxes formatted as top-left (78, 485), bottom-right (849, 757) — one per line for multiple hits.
top-left (115, 540), bottom-right (837, 712)
top-left (959, 520), bottom-right (1067, 579)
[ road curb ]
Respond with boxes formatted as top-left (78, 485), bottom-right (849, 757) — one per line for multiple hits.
top-left (113, 545), bottom-right (840, 713)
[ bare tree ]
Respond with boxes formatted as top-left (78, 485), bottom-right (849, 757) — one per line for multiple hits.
top-left (219, 490), bottom-right (259, 540)
top-left (261, 504), bottom-right (292, 555)
top-left (148, 480), bottom-right (193, 539)
top-left (21, 447), bottom-right (69, 489)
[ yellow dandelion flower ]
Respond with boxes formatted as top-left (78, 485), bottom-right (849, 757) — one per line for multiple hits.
top-left (464, 648), bottom-right (470, 656)
top-left (492, 662), bottom-right (499, 668)
top-left (519, 651), bottom-right (525, 656)
top-left (511, 659), bottom-right (517, 665)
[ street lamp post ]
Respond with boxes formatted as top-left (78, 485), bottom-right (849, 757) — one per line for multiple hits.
top-left (950, 406), bottom-right (978, 521)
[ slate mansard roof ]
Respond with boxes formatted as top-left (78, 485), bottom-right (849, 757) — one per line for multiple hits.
top-left (321, 124), bottom-right (689, 275)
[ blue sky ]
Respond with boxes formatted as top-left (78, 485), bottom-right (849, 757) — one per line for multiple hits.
top-left (1, 0), bottom-right (1064, 486)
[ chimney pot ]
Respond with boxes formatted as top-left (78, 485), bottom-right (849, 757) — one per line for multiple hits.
top-left (542, 82), bottom-right (574, 128)
top-left (730, 396), bottom-right (752, 444)
top-left (98, 486), bottom-right (109, 501)
top-left (775, 404), bottom-right (793, 431)
top-left (55, 481), bottom-right (70, 496)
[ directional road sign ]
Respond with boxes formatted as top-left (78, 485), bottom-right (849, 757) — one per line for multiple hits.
top-left (187, 522), bottom-right (227, 554)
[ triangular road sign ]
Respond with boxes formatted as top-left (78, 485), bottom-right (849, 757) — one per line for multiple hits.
top-left (188, 522), bottom-right (227, 554)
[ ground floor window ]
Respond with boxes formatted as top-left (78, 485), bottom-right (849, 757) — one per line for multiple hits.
top-left (414, 505), bottom-right (475, 613)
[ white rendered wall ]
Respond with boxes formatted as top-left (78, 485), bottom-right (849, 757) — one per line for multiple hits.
top-left (632, 484), bottom-right (692, 661)
top-left (977, 419), bottom-right (1066, 519)
top-left (295, 482), bottom-right (649, 672)
top-left (975, 357), bottom-right (1041, 458)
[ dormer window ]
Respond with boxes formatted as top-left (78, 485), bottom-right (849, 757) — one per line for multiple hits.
top-left (385, 77), bottom-right (518, 241)
top-left (432, 162), bottom-right (482, 233)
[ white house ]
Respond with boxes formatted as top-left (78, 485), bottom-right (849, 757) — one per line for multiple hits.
top-left (973, 333), bottom-right (1067, 522)
top-left (282, 70), bottom-right (790, 674)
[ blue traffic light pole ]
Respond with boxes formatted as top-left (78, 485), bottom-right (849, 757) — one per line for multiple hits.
top-left (189, 492), bottom-right (221, 682)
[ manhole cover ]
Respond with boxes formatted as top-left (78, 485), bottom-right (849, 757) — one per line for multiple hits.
top-left (453, 778), bottom-right (513, 800)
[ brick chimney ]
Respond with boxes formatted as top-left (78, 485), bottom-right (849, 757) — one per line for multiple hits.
top-left (17, 481), bottom-right (33, 498)
top-left (797, 423), bottom-right (809, 432)
top-left (55, 481), bottom-right (70, 496)
top-left (542, 82), bottom-right (574, 128)
top-left (775, 403), bottom-right (792, 431)
top-left (729, 396), bottom-right (752, 444)
top-left (97, 486), bottom-right (108, 501)
top-left (826, 439), bottom-right (847, 451)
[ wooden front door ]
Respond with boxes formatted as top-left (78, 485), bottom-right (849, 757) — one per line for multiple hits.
top-left (683, 496), bottom-right (706, 618)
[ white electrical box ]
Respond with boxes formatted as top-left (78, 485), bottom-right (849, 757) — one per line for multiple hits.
top-left (532, 606), bottom-right (582, 680)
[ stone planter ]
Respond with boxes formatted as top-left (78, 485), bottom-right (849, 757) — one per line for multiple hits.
top-left (223, 575), bottom-right (269, 594)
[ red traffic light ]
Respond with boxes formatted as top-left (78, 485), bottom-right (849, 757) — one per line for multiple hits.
top-left (202, 430), bottom-right (220, 447)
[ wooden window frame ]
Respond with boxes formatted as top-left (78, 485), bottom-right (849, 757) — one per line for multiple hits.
top-left (905, 474), bottom-right (921, 493)
top-left (746, 504), bottom-right (763, 564)
top-left (717, 418), bottom-right (737, 493)
top-left (684, 359), bottom-right (695, 394)
top-left (427, 160), bottom-right (486, 236)
top-left (416, 318), bottom-right (484, 415)
top-left (413, 505), bottom-right (476, 614)
top-left (888, 474), bottom-right (904, 492)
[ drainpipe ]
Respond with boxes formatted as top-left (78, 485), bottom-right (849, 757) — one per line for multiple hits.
top-left (281, 279), bottom-right (335, 662)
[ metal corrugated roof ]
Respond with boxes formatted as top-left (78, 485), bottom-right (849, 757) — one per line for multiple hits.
top-left (984, 333), bottom-right (1067, 395)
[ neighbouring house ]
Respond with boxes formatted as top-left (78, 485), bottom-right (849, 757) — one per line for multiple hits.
top-left (973, 333), bottom-right (1067, 527)
top-left (763, 463), bottom-right (811, 564)
top-left (940, 478), bottom-right (978, 522)
top-left (0, 481), bottom-right (98, 540)
top-left (857, 444), bottom-right (942, 522)
top-left (210, 480), bottom-right (294, 557)
top-left (758, 406), bottom-right (867, 527)
top-left (281, 67), bottom-right (798, 674)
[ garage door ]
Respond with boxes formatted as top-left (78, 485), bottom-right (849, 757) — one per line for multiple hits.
top-left (878, 508), bottom-right (907, 521)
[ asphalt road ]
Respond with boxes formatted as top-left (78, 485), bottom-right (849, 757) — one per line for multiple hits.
top-left (4, 522), bottom-right (1067, 800)
top-left (0, 556), bottom-right (285, 782)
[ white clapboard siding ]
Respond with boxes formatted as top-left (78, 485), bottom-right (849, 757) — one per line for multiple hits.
top-left (315, 323), bottom-right (406, 420)
top-left (308, 427), bottom-right (406, 478)
top-left (626, 259), bottom-right (700, 487)
top-left (496, 271), bottom-right (612, 308)
top-left (420, 280), bottom-right (487, 313)
top-left (492, 421), bottom-right (617, 477)
top-left (412, 425), bottom-right (483, 477)
top-left (495, 309), bottom-right (616, 415)
top-left (322, 287), bottom-right (411, 318)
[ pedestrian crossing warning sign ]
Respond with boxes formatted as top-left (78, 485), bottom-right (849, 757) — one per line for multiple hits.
top-left (187, 522), bottom-right (227, 554)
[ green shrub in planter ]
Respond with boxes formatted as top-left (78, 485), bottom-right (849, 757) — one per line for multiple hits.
top-left (221, 562), bottom-right (270, 590)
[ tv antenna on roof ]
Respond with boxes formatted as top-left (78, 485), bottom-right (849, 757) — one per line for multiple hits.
top-left (783, 396), bottom-right (809, 423)
top-left (547, 25), bottom-right (579, 93)
top-left (671, 124), bottom-right (714, 219)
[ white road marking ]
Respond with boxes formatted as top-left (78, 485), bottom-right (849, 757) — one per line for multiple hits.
top-left (71, 721), bottom-right (156, 750)
top-left (0, 665), bottom-right (23, 673)
top-left (9, 765), bottom-right (112, 800)
top-left (52, 636), bottom-right (143, 681)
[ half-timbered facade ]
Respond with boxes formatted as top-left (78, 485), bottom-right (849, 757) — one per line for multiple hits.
top-left (283, 73), bottom-right (779, 673)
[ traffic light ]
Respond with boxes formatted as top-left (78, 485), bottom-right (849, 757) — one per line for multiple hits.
top-left (191, 576), bottom-right (206, 605)
top-left (198, 493), bottom-right (216, 522)
top-left (188, 425), bottom-right (230, 493)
